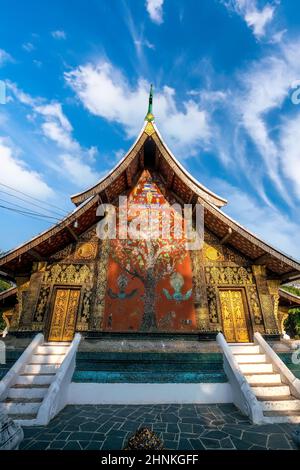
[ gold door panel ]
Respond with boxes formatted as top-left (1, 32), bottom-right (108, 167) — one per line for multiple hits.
top-left (219, 289), bottom-right (250, 343)
top-left (48, 288), bottom-right (80, 342)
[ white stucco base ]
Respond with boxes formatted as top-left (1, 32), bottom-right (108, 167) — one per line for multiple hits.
top-left (68, 382), bottom-right (233, 405)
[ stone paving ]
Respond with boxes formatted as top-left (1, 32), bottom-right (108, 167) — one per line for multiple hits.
top-left (19, 404), bottom-right (298, 450)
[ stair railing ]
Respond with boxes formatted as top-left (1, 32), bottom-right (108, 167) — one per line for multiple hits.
top-left (254, 332), bottom-right (300, 398)
top-left (36, 333), bottom-right (81, 426)
top-left (217, 332), bottom-right (264, 424)
top-left (0, 333), bottom-right (44, 401)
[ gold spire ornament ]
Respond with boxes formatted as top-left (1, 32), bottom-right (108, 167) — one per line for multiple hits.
top-left (145, 84), bottom-right (154, 122)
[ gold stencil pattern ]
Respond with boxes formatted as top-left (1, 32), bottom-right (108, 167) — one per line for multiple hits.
top-left (48, 288), bottom-right (80, 342)
top-left (205, 266), bottom-right (253, 285)
top-left (43, 263), bottom-right (92, 285)
top-left (219, 290), bottom-right (250, 343)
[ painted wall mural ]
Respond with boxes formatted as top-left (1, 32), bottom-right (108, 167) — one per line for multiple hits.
top-left (103, 170), bottom-right (197, 332)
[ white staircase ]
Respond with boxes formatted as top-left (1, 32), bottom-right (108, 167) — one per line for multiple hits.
top-left (2, 342), bottom-right (70, 425)
top-left (217, 331), bottom-right (300, 424)
top-left (0, 334), bottom-right (81, 426)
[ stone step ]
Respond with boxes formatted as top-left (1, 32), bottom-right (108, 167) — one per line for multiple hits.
top-left (7, 387), bottom-right (47, 400)
top-left (234, 354), bottom-right (267, 364)
top-left (251, 385), bottom-right (291, 398)
top-left (261, 399), bottom-right (300, 412)
top-left (2, 401), bottom-right (41, 415)
top-left (230, 345), bottom-right (260, 355)
top-left (17, 374), bottom-right (55, 385)
top-left (23, 364), bottom-right (60, 374)
top-left (30, 354), bottom-right (65, 364)
top-left (7, 413), bottom-right (37, 421)
top-left (258, 395), bottom-right (295, 401)
top-left (239, 363), bottom-right (273, 374)
top-left (12, 383), bottom-right (49, 389)
top-left (244, 373), bottom-right (282, 385)
top-left (37, 345), bottom-right (69, 355)
top-left (263, 410), bottom-right (300, 424)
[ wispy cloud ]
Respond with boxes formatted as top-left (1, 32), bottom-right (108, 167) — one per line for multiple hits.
top-left (221, 0), bottom-right (277, 39)
top-left (146, 0), bottom-right (164, 24)
top-left (216, 179), bottom-right (300, 259)
top-left (65, 59), bottom-right (211, 157)
top-left (232, 39), bottom-right (300, 204)
top-left (0, 49), bottom-right (13, 67)
top-left (0, 137), bottom-right (53, 199)
top-left (22, 42), bottom-right (35, 52)
top-left (8, 83), bottom-right (99, 187)
top-left (51, 30), bottom-right (67, 40)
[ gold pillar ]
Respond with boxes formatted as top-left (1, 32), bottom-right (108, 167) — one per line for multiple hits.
top-left (267, 279), bottom-right (281, 332)
top-left (252, 265), bottom-right (279, 335)
top-left (191, 250), bottom-right (210, 331)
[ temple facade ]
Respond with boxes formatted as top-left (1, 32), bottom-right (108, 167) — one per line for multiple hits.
top-left (1, 95), bottom-right (300, 343)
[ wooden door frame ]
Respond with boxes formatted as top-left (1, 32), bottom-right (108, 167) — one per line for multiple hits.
top-left (45, 285), bottom-right (82, 342)
top-left (218, 287), bottom-right (253, 343)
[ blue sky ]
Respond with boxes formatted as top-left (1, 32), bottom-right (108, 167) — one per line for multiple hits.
top-left (0, 0), bottom-right (300, 258)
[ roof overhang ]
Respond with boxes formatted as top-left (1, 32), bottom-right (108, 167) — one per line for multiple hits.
top-left (0, 120), bottom-right (300, 281)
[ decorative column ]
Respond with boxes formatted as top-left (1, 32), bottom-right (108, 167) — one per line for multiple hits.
top-left (252, 265), bottom-right (279, 336)
top-left (89, 240), bottom-right (110, 330)
top-left (17, 262), bottom-right (47, 330)
top-left (267, 279), bottom-right (281, 332)
top-left (191, 250), bottom-right (210, 332)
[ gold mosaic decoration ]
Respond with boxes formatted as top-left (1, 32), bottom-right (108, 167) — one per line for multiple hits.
top-left (205, 266), bottom-right (253, 285)
top-left (205, 246), bottom-right (222, 261)
top-left (219, 289), bottom-right (250, 343)
top-left (74, 242), bottom-right (98, 260)
top-left (144, 121), bottom-right (155, 136)
top-left (247, 286), bottom-right (263, 325)
top-left (207, 286), bottom-right (219, 324)
top-left (91, 240), bottom-right (110, 329)
top-left (43, 263), bottom-right (92, 285)
top-left (33, 286), bottom-right (50, 323)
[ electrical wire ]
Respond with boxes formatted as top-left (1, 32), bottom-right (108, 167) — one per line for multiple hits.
top-left (0, 190), bottom-right (66, 218)
top-left (0, 198), bottom-right (62, 220)
top-left (0, 182), bottom-right (67, 215)
top-left (0, 203), bottom-right (61, 221)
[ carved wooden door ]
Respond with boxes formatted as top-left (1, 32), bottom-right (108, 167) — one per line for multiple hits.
top-left (219, 289), bottom-right (250, 343)
top-left (48, 288), bottom-right (80, 342)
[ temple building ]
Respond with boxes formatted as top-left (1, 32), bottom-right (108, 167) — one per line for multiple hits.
top-left (1, 90), bottom-right (300, 344)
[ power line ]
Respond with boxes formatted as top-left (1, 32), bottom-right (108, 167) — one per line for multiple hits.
top-left (0, 182), bottom-right (67, 215)
top-left (0, 203), bottom-right (61, 221)
top-left (0, 198), bottom-right (62, 220)
top-left (0, 190), bottom-right (66, 218)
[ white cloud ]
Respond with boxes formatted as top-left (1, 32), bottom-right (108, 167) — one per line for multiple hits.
top-left (280, 114), bottom-right (300, 200)
top-left (51, 30), bottom-right (67, 40)
top-left (244, 3), bottom-right (274, 38)
top-left (146, 0), bottom-right (164, 24)
top-left (65, 60), bottom-right (211, 157)
top-left (217, 179), bottom-right (300, 259)
top-left (222, 0), bottom-right (276, 39)
top-left (22, 42), bottom-right (35, 52)
top-left (233, 39), bottom-right (300, 203)
top-left (0, 49), bottom-right (13, 67)
top-left (59, 154), bottom-right (97, 186)
top-left (0, 137), bottom-right (53, 199)
top-left (8, 83), bottom-right (99, 187)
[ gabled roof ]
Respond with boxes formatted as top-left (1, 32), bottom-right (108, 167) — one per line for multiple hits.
top-left (0, 116), bottom-right (300, 282)
top-left (71, 121), bottom-right (228, 208)
top-left (279, 288), bottom-right (300, 308)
